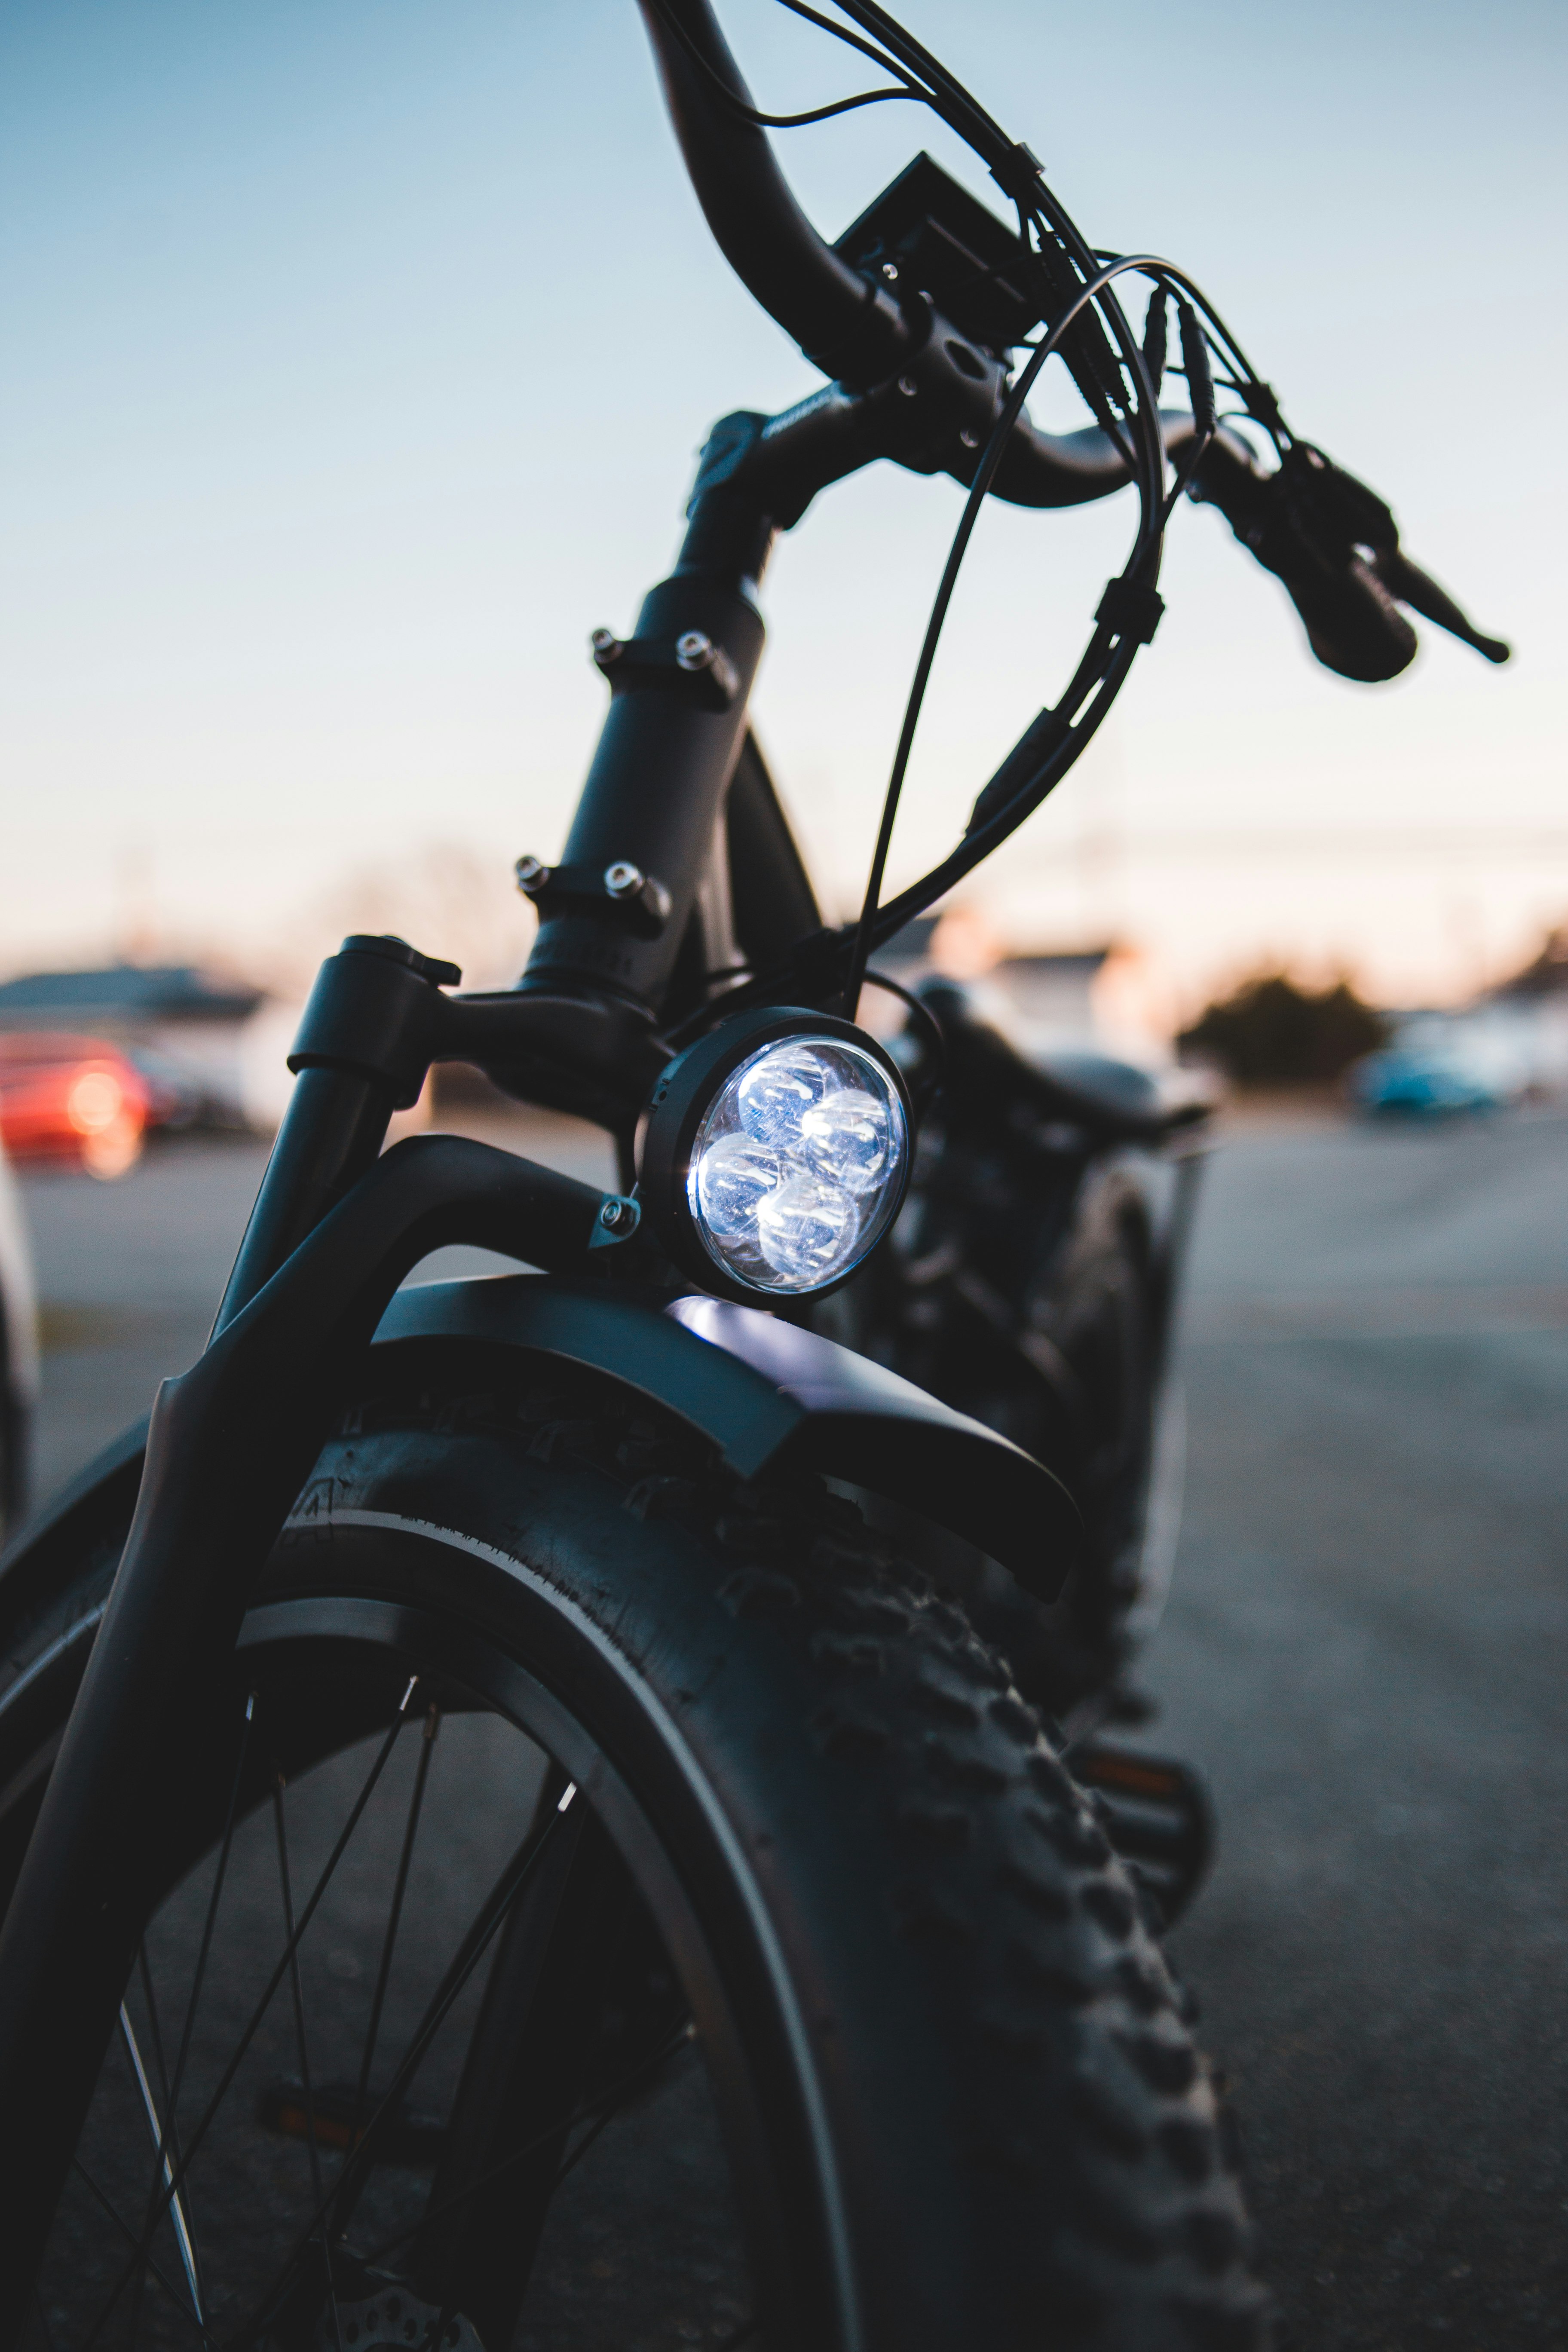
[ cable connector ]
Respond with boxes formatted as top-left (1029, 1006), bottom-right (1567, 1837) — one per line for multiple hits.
top-left (1176, 301), bottom-right (1216, 440)
top-left (989, 139), bottom-right (1045, 206)
top-left (1095, 575), bottom-right (1165, 646)
top-left (1142, 287), bottom-right (1168, 399)
top-left (1239, 378), bottom-right (1284, 434)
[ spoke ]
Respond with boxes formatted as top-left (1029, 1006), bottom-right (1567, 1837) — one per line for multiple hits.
top-left (68, 2159), bottom-right (211, 2348)
top-left (128, 1948), bottom-right (169, 2352)
top-left (82, 1682), bottom-right (422, 2352)
top-left (552, 2021), bottom-right (694, 2190)
top-left (271, 1770), bottom-right (345, 2352)
top-left (238, 1785), bottom-right (580, 2352)
top-left (321, 1703), bottom-right (442, 2255)
top-left (270, 1774), bottom-right (326, 2212)
top-left (350, 1704), bottom-right (440, 2159)
top-left (118, 2005), bottom-right (206, 2330)
top-left (134, 1939), bottom-right (206, 2324)
top-left (415, 2298), bottom-right (459, 2352)
top-left (165, 1692), bottom-right (257, 2142)
top-left (135, 1944), bottom-right (174, 2123)
top-left (129, 1690), bottom-right (255, 2342)
top-left (361, 2018), bottom-right (694, 2268)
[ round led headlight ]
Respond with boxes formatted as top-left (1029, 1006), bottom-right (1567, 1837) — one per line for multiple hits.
top-left (638, 1008), bottom-right (912, 1301)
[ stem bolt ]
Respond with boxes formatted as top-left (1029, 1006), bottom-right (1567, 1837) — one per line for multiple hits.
top-left (676, 630), bottom-right (715, 671)
top-left (603, 860), bottom-right (645, 900)
top-left (590, 627), bottom-right (621, 662)
top-left (599, 1196), bottom-right (638, 1234)
top-left (514, 854), bottom-right (549, 895)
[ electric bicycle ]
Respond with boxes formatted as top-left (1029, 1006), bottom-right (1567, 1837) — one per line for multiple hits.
top-left (0, 4), bottom-right (1507, 2344)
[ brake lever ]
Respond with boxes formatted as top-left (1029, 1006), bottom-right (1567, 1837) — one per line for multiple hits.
top-left (1191, 437), bottom-right (1511, 680)
top-left (1369, 545), bottom-right (1510, 665)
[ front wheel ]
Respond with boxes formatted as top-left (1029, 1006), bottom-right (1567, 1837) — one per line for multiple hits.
top-left (0, 1347), bottom-right (1265, 2350)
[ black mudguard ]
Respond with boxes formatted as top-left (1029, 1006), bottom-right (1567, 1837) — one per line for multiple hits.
top-left (0, 1273), bottom-right (1079, 1626)
top-left (376, 1275), bottom-right (1078, 1599)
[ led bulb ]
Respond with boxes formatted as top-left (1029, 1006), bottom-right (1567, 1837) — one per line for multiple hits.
top-left (683, 1034), bottom-right (908, 1295)
top-left (756, 1171), bottom-right (857, 1284)
top-left (694, 1133), bottom-right (783, 1238)
top-left (800, 1088), bottom-right (888, 1195)
top-left (736, 1047), bottom-right (829, 1148)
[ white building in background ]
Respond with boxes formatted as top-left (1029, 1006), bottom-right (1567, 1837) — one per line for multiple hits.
top-left (876, 910), bottom-right (1178, 1067)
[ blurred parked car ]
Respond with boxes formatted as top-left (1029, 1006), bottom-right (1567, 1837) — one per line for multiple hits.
top-left (1346, 1046), bottom-right (1500, 1117)
top-left (0, 1133), bottom-right (38, 1533)
top-left (0, 1032), bottom-right (152, 1178)
top-left (123, 1042), bottom-right (248, 1133)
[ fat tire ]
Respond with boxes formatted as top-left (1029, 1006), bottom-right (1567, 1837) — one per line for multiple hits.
top-left (0, 1353), bottom-right (1266, 2351)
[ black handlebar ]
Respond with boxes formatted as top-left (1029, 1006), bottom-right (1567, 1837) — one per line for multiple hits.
top-left (640, 0), bottom-right (1151, 510)
top-left (638, 0), bottom-right (1509, 686)
top-left (638, 0), bottom-right (912, 386)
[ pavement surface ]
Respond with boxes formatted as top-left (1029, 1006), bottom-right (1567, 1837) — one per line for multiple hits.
top-left (10, 1103), bottom-right (1567, 2348)
top-left (1149, 1105), bottom-right (1568, 2350)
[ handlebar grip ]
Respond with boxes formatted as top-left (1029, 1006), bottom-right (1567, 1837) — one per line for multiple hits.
top-left (1189, 438), bottom-right (1416, 681)
top-left (637, 0), bottom-right (911, 387)
top-left (1190, 438), bottom-right (1511, 680)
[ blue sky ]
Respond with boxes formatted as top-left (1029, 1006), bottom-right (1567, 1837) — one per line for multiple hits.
top-left (2, 0), bottom-right (1563, 1008)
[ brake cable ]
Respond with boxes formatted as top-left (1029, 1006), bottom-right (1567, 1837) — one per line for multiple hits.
top-left (651, 0), bottom-right (1306, 1040)
top-left (839, 247), bottom-right (1167, 1015)
top-left (644, 0), bottom-right (921, 129)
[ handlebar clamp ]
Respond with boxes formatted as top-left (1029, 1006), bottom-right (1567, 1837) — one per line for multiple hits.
top-left (514, 856), bottom-right (674, 939)
top-left (590, 626), bottom-right (740, 710)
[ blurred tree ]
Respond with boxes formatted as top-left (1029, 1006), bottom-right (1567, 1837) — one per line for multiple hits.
top-left (1493, 924), bottom-right (1568, 999)
top-left (1178, 972), bottom-right (1389, 1086)
top-left (259, 842), bottom-right (536, 1000)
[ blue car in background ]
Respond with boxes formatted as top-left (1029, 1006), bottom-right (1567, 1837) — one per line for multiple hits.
top-left (1347, 1047), bottom-right (1501, 1116)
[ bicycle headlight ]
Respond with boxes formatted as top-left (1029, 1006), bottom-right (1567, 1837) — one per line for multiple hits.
top-left (638, 1008), bottom-right (912, 1300)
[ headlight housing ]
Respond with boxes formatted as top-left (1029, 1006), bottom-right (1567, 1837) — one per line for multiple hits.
top-left (638, 1008), bottom-right (912, 1300)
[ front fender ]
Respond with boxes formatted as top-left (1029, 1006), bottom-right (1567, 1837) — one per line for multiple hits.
top-left (375, 1276), bottom-right (1078, 1601)
top-left (0, 1276), bottom-right (1079, 1622)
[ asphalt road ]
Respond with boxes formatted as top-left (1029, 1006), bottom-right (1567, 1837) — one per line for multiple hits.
top-left (11, 1104), bottom-right (1568, 2349)
top-left (1150, 1105), bottom-right (1568, 2350)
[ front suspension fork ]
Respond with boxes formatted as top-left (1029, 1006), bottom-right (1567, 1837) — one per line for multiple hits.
top-left (0, 939), bottom-right (641, 2326)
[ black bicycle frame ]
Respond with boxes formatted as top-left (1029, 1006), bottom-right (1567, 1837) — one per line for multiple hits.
top-left (0, 392), bottom-right (1062, 2302)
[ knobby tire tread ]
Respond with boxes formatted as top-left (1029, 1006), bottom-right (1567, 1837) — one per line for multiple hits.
top-left (0, 1357), bottom-right (1268, 2352)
